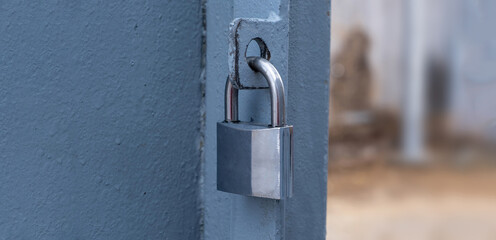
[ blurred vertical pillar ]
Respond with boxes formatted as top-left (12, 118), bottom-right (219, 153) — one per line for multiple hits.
top-left (402, 0), bottom-right (427, 162)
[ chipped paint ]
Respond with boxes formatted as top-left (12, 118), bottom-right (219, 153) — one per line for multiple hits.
top-left (228, 17), bottom-right (289, 89)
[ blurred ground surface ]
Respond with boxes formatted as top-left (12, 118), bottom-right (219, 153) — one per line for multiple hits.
top-left (326, 162), bottom-right (496, 240)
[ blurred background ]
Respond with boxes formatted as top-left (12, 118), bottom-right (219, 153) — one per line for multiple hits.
top-left (327, 0), bottom-right (496, 239)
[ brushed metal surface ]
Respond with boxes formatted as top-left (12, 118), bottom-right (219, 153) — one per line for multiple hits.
top-left (217, 122), bottom-right (293, 199)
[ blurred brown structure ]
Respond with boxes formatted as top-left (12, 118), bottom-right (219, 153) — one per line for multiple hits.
top-left (329, 28), bottom-right (399, 167)
top-left (331, 28), bottom-right (371, 114)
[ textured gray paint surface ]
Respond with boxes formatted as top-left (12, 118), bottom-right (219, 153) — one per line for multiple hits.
top-left (204, 0), bottom-right (329, 239)
top-left (0, 1), bottom-right (202, 239)
top-left (286, 1), bottom-right (330, 239)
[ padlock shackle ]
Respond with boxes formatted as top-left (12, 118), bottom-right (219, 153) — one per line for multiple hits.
top-left (246, 57), bottom-right (285, 127)
top-left (224, 57), bottom-right (286, 127)
top-left (225, 76), bottom-right (239, 122)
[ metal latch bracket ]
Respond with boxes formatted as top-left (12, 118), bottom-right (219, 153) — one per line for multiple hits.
top-left (228, 16), bottom-right (289, 89)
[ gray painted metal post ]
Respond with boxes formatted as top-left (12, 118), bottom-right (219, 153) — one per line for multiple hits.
top-left (204, 0), bottom-right (330, 239)
top-left (286, 1), bottom-right (330, 239)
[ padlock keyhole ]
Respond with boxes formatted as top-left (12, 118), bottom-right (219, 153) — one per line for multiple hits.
top-left (245, 38), bottom-right (271, 61)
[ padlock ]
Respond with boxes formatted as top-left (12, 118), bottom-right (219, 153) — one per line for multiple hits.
top-left (217, 56), bottom-right (293, 200)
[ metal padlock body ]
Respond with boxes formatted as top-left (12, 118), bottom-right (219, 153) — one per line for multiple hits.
top-left (217, 122), bottom-right (293, 199)
top-left (217, 56), bottom-right (293, 200)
